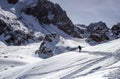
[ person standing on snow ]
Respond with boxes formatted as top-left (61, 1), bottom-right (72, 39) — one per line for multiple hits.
top-left (78, 45), bottom-right (82, 52)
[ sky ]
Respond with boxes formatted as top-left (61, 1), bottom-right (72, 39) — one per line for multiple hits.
top-left (50, 0), bottom-right (120, 27)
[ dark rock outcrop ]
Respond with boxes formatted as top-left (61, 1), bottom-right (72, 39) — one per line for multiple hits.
top-left (0, 19), bottom-right (12, 35)
top-left (23, 0), bottom-right (81, 38)
top-left (36, 33), bottom-right (59, 58)
top-left (111, 23), bottom-right (120, 39)
top-left (0, 19), bottom-right (41, 45)
top-left (86, 21), bottom-right (110, 44)
top-left (7, 0), bottom-right (19, 4)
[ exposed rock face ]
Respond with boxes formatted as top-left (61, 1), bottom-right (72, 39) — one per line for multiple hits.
top-left (36, 33), bottom-right (59, 58)
top-left (74, 21), bottom-right (120, 45)
top-left (0, 0), bottom-right (82, 46)
top-left (23, 0), bottom-right (81, 38)
top-left (0, 19), bottom-right (11, 35)
top-left (0, 19), bottom-right (40, 45)
top-left (86, 21), bottom-right (110, 44)
top-left (111, 23), bottom-right (120, 39)
top-left (5, 30), bottom-right (35, 45)
top-left (7, 0), bottom-right (19, 4)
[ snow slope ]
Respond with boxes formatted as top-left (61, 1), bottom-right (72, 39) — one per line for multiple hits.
top-left (0, 38), bottom-right (120, 79)
top-left (0, 41), bottom-right (42, 73)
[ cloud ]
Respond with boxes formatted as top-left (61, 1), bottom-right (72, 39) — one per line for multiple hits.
top-left (50, 0), bottom-right (120, 27)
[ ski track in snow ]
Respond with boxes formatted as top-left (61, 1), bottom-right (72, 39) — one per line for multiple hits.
top-left (60, 56), bottom-right (107, 79)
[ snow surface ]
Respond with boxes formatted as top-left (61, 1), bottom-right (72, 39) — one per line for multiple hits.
top-left (0, 38), bottom-right (120, 79)
top-left (0, 42), bottom-right (42, 73)
top-left (0, 0), bottom-right (120, 79)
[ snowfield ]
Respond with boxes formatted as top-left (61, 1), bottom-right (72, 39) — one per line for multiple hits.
top-left (0, 39), bottom-right (120, 79)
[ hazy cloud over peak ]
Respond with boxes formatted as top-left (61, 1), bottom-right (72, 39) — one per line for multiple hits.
top-left (50, 0), bottom-right (120, 27)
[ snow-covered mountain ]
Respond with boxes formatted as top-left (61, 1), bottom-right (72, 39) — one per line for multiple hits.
top-left (0, 0), bottom-right (82, 45)
top-left (0, 0), bottom-right (120, 55)
top-left (0, 0), bottom-right (86, 57)
top-left (0, 0), bottom-right (119, 46)
top-left (0, 0), bottom-right (120, 79)
top-left (76, 21), bottom-right (120, 45)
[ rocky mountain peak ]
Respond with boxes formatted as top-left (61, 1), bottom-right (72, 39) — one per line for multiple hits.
top-left (86, 21), bottom-right (110, 45)
top-left (23, 0), bottom-right (82, 38)
top-left (0, 0), bottom-right (82, 45)
top-left (87, 21), bottom-right (109, 32)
